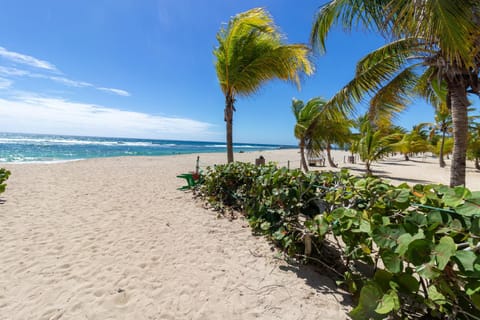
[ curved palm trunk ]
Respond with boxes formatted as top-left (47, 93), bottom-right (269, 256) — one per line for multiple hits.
top-left (365, 161), bottom-right (372, 176)
top-left (299, 141), bottom-right (309, 172)
top-left (439, 130), bottom-right (446, 168)
top-left (448, 81), bottom-right (469, 187)
top-left (326, 144), bottom-right (337, 167)
top-left (225, 94), bottom-right (235, 163)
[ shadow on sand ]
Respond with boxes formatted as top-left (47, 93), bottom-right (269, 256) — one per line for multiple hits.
top-left (342, 167), bottom-right (389, 175)
top-left (376, 175), bottom-right (432, 185)
top-left (278, 263), bottom-right (352, 309)
top-left (340, 166), bottom-right (432, 185)
top-left (379, 161), bottom-right (415, 166)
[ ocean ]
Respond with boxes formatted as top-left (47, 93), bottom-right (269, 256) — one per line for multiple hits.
top-left (0, 132), bottom-right (293, 163)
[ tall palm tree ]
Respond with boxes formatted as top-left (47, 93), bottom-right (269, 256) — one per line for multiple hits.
top-left (468, 122), bottom-right (480, 170)
top-left (424, 103), bottom-right (452, 167)
top-left (310, 0), bottom-right (480, 187)
top-left (317, 114), bottom-right (352, 167)
top-left (214, 8), bottom-right (314, 163)
top-left (292, 97), bottom-right (327, 172)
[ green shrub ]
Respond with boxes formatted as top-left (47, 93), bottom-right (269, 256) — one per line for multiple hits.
top-left (0, 168), bottom-right (10, 194)
top-left (195, 162), bottom-right (480, 319)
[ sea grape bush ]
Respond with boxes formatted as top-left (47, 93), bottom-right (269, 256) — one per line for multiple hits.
top-left (195, 162), bottom-right (480, 319)
top-left (0, 168), bottom-right (10, 194)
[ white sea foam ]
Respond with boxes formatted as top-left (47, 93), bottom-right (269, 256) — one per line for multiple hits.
top-left (0, 137), bottom-right (158, 147)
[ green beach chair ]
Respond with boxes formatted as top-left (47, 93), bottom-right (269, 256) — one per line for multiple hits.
top-left (177, 156), bottom-right (203, 190)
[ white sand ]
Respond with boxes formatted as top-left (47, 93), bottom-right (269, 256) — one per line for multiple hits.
top-left (0, 149), bottom-right (478, 320)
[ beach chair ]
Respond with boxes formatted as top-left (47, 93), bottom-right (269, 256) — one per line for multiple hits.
top-left (307, 155), bottom-right (326, 167)
top-left (177, 156), bottom-right (203, 190)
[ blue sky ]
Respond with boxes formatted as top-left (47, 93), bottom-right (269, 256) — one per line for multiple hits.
top-left (0, 0), bottom-right (456, 145)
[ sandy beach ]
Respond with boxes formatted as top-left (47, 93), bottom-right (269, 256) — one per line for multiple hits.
top-left (1, 149), bottom-right (479, 320)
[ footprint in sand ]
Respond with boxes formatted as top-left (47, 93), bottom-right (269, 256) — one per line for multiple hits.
top-left (113, 289), bottom-right (129, 305)
top-left (94, 289), bottom-right (105, 297)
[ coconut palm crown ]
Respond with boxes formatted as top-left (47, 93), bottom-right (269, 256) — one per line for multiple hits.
top-left (310, 0), bottom-right (480, 187)
top-left (214, 7), bottom-right (314, 163)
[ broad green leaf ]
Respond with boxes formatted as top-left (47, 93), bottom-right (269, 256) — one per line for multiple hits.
top-left (427, 285), bottom-right (446, 305)
top-left (392, 188), bottom-right (410, 204)
top-left (359, 219), bottom-right (371, 233)
top-left (456, 193), bottom-right (480, 216)
top-left (426, 211), bottom-right (444, 226)
top-left (396, 230), bottom-right (424, 256)
top-left (471, 293), bottom-right (480, 310)
top-left (442, 186), bottom-right (470, 207)
top-left (433, 236), bottom-right (456, 270)
top-left (344, 208), bottom-right (358, 218)
top-left (396, 234), bottom-right (413, 256)
top-left (317, 216), bottom-right (329, 236)
top-left (372, 226), bottom-right (405, 249)
top-left (374, 269), bottom-right (393, 293)
top-left (472, 217), bottom-right (480, 236)
top-left (375, 290), bottom-right (400, 314)
top-left (465, 281), bottom-right (480, 295)
top-left (381, 250), bottom-right (402, 273)
top-left (332, 207), bottom-right (345, 219)
top-left (406, 212), bottom-right (427, 226)
top-left (272, 227), bottom-right (285, 240)
top-left (396, 274), bottom-right (419, 293)
top-left (260, 221), bottom-right (271, 231)
top-left (354, 179), bottom-right (367, 189)
top-left (449, 219), bottom-right (463, 232)
top-left (349, 284), bottom-right (384, 320)
top-left (417, 262), bottom-right (441, 280)
top-left (405, 239), bottom-right (431, 265)
top-left (454, 250), bottom-right (478, 273)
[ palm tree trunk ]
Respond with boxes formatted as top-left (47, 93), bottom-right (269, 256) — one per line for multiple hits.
top-left (326, 144), bottom-right (337, 167)
top-left (448, 80), bottom-right (470, 187)
top-left (299, 141), bottom-right (309, 172)
top-left (365, 161), bottom-right (372, 176)
top-left (439, 130), bottom-right (446, 168)
top-left (225, 94), bottom-right (235, 163)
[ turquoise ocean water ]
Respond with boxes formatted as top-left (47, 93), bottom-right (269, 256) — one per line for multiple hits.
top-left (0, 132), bottom-right (293, 163)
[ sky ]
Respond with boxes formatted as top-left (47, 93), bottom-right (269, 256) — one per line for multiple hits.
top-left (0, 0), bottom-right (469, 145)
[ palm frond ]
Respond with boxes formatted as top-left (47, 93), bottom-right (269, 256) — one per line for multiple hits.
top-left (323, 39), bottom-right (417, 116)
top-left (388, 0), bottom-right (478, 68)
top-left (310, 0), bottom-right (390, 54)
top-left (369, 65), bottom-right (420, 124)
top-left (214, 8), bottom-right (314, 97)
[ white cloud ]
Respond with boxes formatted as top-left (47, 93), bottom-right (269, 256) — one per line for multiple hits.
top-left (0, 66), bottom-right (30, 76)
top-left (49, 76), bottom-right (92, 88)
top-left (0, 47), bottom-right (57, 71)
top-left (0, 77), bottom-right (12, 89)
top-left (0, 47), bottom-right (130, 96)
top-left (0, 95), bottom-right (220, 141)
top-left (98, 87), bottom-right (131, 96)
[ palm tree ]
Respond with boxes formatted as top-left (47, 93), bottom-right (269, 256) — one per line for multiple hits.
top-left (355, 117), bottom-right (400, 176)
top-left (214, 8), bottom-right (314, 163)
top-left (310, 0), bottom-right (480, 187)
top-left (468, 122), bottom-right (480, 170)
top-left (292, 97), bottom-right (327, 172)
top-left (424, 103), bottom-right (452, 167)
top-left (392, 124), bottom-right (431, 161)
top-left (317, 114), bottom-right (352, 167)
